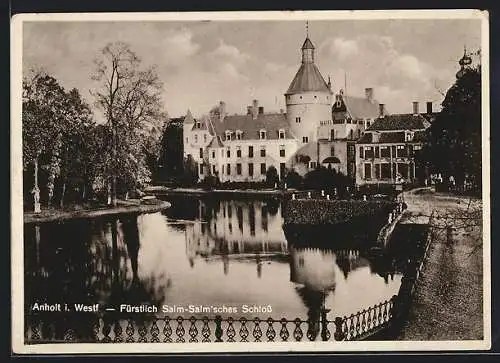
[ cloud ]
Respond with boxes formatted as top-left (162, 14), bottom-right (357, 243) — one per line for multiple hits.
top-left (319, 34), bottom-right (449, 113)
top-left (323, 38), bottom-right (359, 60)
top-left (210, 39), bottom-right (250, 65)
top-left (160, 28), bottom-right (200, 66)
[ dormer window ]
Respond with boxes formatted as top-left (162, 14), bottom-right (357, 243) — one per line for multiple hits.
top-left (259, 129), bottom-right (267, 140)
top-left (236, 130), bottom-right (243, 140)
top-left (278, 129), bottom-right (285, 139)
top-left (225, 130), bottom-right (232, 141)
top-left (405, 131), bottom-right (414, 142)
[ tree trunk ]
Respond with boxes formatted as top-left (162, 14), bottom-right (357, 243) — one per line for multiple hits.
top-left (82, 182), bottom-right (86, 202)
top-left (60, 181), bottom-right (66, 209)
top-left (33, 157), bottom-right (41, 213)
top-left (112, 176), bottom-right (117, 207)
top-left (107, 180), bottom-right (112, 205)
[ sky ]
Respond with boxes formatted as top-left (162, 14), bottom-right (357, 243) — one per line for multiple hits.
top-left (22, 17), bottom-right (482, 120)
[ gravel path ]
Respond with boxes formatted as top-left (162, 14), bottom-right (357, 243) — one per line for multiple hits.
top-left (397, 188), bottom-right (483, 340)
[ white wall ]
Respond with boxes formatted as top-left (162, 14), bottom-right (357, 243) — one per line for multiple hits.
top-left (286, 92), bottom-right (332, 143)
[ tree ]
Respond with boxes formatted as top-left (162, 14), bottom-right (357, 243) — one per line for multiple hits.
top-left (91, 42), bottom-right (164, 205)
top-left (55, 88), bottom-right (96, 207)
top-left (182, 155), bottom-right (199, 187)
top-left (23, 72), bottom-right (70, 211)
top-left (418, 51), bottom-right (481, 192)
top-left (265, 166), bottom-right (279, 187)
top-left (158, 117), bottom-right (184, 181)
top-left (285, 169), bottom-right (303, 189)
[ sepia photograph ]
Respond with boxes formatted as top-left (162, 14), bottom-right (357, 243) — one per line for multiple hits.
top-left (11, 10), bottom-right (490, 353)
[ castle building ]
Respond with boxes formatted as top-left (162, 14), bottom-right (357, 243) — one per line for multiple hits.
top-left (182, 30), bottom-right (412, 185)
top-left (183, 33), bottom-right (338, 183)
top-left (355, 101), bottom-right (434, 186)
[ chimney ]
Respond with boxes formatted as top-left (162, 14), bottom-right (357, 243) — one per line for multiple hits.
top-left (247, 105), bottom-right (252, 115)
top-left (365, 88), bottom-right (374, 103)
top-left (252, 99), bottom-right (259, 120)
top-left (378, 103), bottom-right (385, 117)
top-left (219, 101), bottom-right (226, 122)
top-left (412, 101), bottom-right (419, 115)
top-left (258, 106), bottom-right (264, 115)
top-left (426, 101), bottom-right (433, 114)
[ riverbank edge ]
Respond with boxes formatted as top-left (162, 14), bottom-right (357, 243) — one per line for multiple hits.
top-left (24, 199), bottom-right (171, 224)
top-left (146, 186), bottom-right (288, 198)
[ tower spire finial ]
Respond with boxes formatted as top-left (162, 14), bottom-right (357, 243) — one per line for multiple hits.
top-left (306, 20), bottom-right (309, 38)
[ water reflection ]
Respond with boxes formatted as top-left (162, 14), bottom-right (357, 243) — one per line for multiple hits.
top-left (24, 197), bottom-right (410, 342)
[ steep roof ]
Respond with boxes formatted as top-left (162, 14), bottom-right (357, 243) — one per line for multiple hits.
top-left (368, 114), bottom-right (430, 131)
top-left (207, 135), bottom-right (224, 148)
top-left (286, 63), bottom-right (332, 95)
top-left (302, 37), bottom-right (315, 49)
top-left (357, 129), bottom-right (428, 144)
top-left (332, 95), bottom-right (385, 120)
top-left (212, 112), bottom-right (294, 141)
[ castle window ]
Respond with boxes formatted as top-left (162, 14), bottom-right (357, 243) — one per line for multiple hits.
top-left (279, 129), bottom-right (285, 139)
top-left (227, 164), bottom-right (231, 175)
top-left (199, 163), bottom-right (204, 175)
top-left (248, 146), bottom-right (254, 158)
top-left (236, 147), bottom-right (242, 158)
top-left (380, 146), bottom-right (390, 158)
top-left (330, 146), bottom-right (335, 156)
top-left (309, 161), bottom-right (317, 169)
top-left (199, 148), bottom-right (203, 159)
top-left (212, 151), bottom-right (215, 159)
top-left (259, 129), bottom-right (267, 140)
top-left (279, 145), bottom-right (286, 158)
top-left (260, 147), bottom-right (266, 157)
top-left (236, 163), bottom-right (242, 175)
top-left (226, 148), bottom-right (231, 158)
top-left (186, 137), bottom-right (189, 143)
top-left (225, 130), bottom-right (232, 141)
top-left (296, 117), bottom-right (301, 123)
top-left (302, 136), bottom-right (309, 143)
top-left (397, 145), bottom-right (407, 158)
top-left (260, 163), bottom-right (266, 175)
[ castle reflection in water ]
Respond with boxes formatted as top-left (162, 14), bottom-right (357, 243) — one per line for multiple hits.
top-left (181, 198), bottom-right (397, 298)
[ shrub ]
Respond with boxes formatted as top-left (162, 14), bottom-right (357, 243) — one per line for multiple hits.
top-left (285, 169), bottom-right (303, 189)
top-left (266, 166), bottom-right (279, 187)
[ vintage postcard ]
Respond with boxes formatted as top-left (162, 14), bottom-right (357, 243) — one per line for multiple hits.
top-left (11, 10), bottom-right (490, 354)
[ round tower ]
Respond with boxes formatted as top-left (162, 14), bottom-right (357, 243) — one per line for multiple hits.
top-left (285, 36), bottom-right (333, 143)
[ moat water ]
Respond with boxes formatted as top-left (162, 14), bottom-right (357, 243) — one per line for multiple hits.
top-left (24, 196), bottom-right (416, 342)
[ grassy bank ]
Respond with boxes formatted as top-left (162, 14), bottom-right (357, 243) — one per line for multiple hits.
top-left (24, 199), bottom-right (171, 224)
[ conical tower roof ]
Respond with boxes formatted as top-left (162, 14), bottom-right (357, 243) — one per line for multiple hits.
top-left (286, 63), bottom-right (332, 95)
